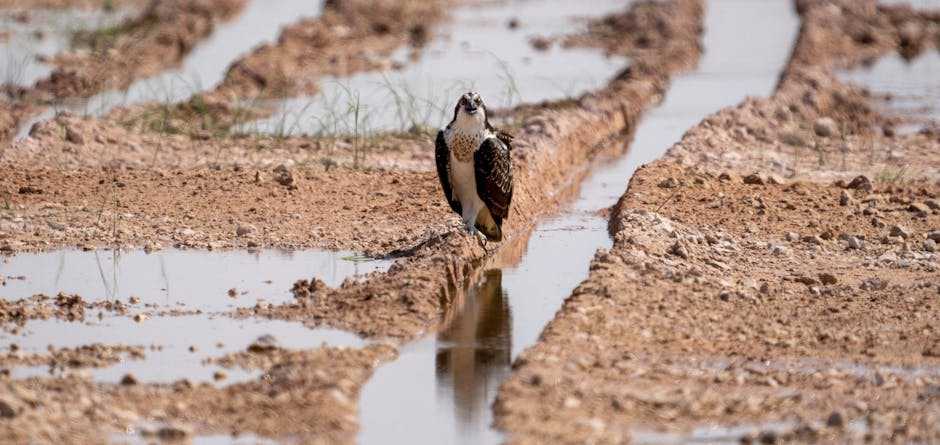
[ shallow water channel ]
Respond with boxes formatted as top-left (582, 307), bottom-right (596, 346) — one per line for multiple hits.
top-left (243, 0), bottom-right (628, 135)
top-left (357, 0), bottom-right (800, 444)
top-left (14, 0), bottom-right (325, 138)
top-left (839, 51), bottom-right (940, 134)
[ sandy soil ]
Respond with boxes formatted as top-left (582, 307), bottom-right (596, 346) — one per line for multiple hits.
top-left (495, 1), bottom-right (940, 443)
top-left (0, 344), bottom-right (396, 444)
top-left (0, 0), bottom-right (145, 9)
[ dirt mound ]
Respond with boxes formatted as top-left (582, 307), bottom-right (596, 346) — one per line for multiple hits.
top-left (495, 1), bottom-right (940, 443)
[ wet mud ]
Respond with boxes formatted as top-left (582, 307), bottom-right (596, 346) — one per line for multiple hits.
top-left (495, 0), bottom-right (940, 443)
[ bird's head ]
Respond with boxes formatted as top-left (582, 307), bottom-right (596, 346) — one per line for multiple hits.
top-left (452, 91), bottom-right (488, 131)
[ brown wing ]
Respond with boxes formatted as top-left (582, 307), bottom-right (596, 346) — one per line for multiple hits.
top-left (435, 130), bottom-right (462, 216)
top-left (474, 136), bottom-right (513, 225)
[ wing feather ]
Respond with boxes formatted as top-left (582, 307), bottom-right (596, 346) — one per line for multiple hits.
top-left (474, 136), bottom-right (513, 225)
top-left (435, 130), bottom-right (462, 216)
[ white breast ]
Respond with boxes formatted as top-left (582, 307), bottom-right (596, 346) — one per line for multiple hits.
top-left (445, 127), bottom-right (488, 226)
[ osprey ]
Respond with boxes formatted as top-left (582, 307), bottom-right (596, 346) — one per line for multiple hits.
top-left (435, 92), bottom-right (514, 242)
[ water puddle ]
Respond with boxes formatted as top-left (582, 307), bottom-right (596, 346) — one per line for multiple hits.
top-left (358, 1), bottom-right (801, 443)
top-left (839, 51), bottom-right (940, 134)
top-left (1, 248), bottom-right (391, 310)
top-left (0, 8), bottom-right (131, 87)
top-left (0, 248), bottom-right (385, 384)
top-left (15, 0), bottom-right (324, 137)
top-left (242, 0), bottom-right (628, 135)
top-left (1, 314), bottom-right (364, 384)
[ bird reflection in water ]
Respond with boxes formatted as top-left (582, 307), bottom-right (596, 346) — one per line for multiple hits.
top-left (435, 269), bottom-right (512, 432)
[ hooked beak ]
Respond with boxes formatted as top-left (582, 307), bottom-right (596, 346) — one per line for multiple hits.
top-left (464, 103), bottom-right (479, 115)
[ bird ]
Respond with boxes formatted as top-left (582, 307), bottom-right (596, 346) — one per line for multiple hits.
top-left (435, 91), bottom-right (514, 243)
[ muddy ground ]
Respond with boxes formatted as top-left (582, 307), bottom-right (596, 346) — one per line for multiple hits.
top-left (0, 0), bottom-right (705, 442)
top-left (495, 0), bottom-right (940, 443)
top-left (0, 0), bottom-right (938, 443)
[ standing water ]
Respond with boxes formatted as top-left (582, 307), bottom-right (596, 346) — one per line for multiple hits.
top-left (15, 0), bottom-right (325, 138)
top-left (242, 0), bottom-right (629, 135)
top-left (358, 1), bottom-right (800, 443)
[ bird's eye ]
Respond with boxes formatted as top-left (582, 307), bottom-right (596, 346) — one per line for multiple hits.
top-left (474, 97), bottom-right (482, 105)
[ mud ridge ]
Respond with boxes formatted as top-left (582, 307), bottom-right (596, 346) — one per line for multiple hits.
top-left (495, 1), bottom-right (940, 443)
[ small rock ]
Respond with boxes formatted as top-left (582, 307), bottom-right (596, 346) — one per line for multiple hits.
top-left (925, 199), bottom-right (939, 210)
top-left (273, 165), bottom-right (294, 188)
top-left (846, 175), bottom-right (873, 192)
top-left (65, 127), bottom-right (84, 144)
top-left (247, 334), bottom-right (279, 353)
top-left (802, 235), bottom-right (822, 245)
top-left (213, 370), bottom-right (227, 381)
top-left (719, 290), bottom-right (733, 301)
top-left (860, 278), bottom-right (887, 291)
top-left (909, 203), bottom-right (929, 215)
top-left (507, 17), bottom-right (520, 29)
top-left (743, 173), bottom-right (765, 185)
top-left (925, 239), bottom-right (937, 253)
top-left (818, 273), bottom-right (838, 285)
top-left (133, 313), bottom-right (148, 322)
top-left (826, 411), bottom-right (845, 428)
top-left (928, 231), bottom-right (940, 243)
top-left (129, 296), bottom-right (141, 304)
top-left (785, 232), bottom-right (799, 242)
top-left (47, 221), bottom-right (66, 231)
top-left (120, 374), bottom-right (138, 386)
top-left (227, 288), bottom-right (237, 298)
top-left (813, 117), bottom-right (839, 138)
top-left (657, 177), bottom-right (679, 189)
top-left (156, 426), bottom-right (190, 441)
top-left (846, 236), bottom-right (863, 250)
top-left (0, 398), bottom-right (16, 418)
top-left (771, 244), bottom-right (788, 256)
top-left (794, 275), bottom-right (818, 286)
top-left (669, 241), bottom-right (689, 259)
top-left (530, 36), bottom-right (552, 51)
top-left (235, 224), bottom-right (254, 237)
top-left (839, 190), bottom-right (852, 206)
top-left (889, 225), bottom-right (910, 239)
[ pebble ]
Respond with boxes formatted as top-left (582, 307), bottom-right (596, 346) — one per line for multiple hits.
top-left (813, 117), bottom-right (839, 138)
top-left (65, 127), bottom-right (84, 144)
top-left (236, 224), bottom-right (254, 237)
top-left (0, 398), bottom-right (16, 418)
top-left (120, 374), bottom-right (138, 386)
top-left (743, 173), bottom-right (765, 185)
top-left (213, 371), bottom-right (227, 381)
top-left (926, 199), bottom-right (939, 210)
top-left (925, 239), bottom-right (937, 253)
top-left (928, 231), bottom-right (940, 243)
top-left (846, 175), bottom-right (873, 192)
top-left (818, 273), bottom-right (838, 285)
top-left (846, 236), bottom-right (863, 250)
top-left (785, 232), bottom-right (799, 242)
top-left (889, 225), bottom-right (910, 239)
top-left (826, 411), bottom-right (845, 428)
top-left (839, 190), bottom-right (852, 206)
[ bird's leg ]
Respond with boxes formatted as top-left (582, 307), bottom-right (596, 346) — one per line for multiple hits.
top-left (475, 231), bottom-right (488, 249)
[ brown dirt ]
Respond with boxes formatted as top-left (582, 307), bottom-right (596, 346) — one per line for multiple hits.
top-left (0, 344), bottom-right (396, 444)
top-left (494, 1), bottom-right (940, 444)
top-left (0, 0), bottom-right (145, 9)
top-left (28, 0), bottom-right (245, 100)
top-left (1, 343), bottom-right (145, 370)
